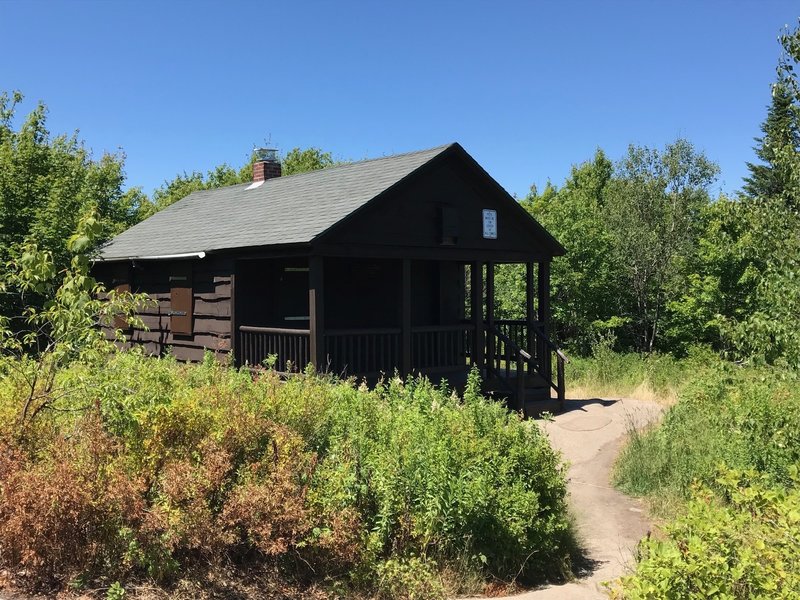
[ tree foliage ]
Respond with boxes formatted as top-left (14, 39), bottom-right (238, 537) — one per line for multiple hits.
top-left (510, 21), bottom-right (800, 366)
top-left (743, 82), bottom-right (800, 206)
top-left (0, 211), bottom-right (148, 434)
top-left (519, 142), bottom-right (719, 355)
top-left (604, 140), bottom-right (719, 352)
top-left (282, 146), bottom-right (336, 175)
top-left (0, 91), bottom-right (149, 326)
top-left (0, 91), bottom-right (145, 272)
top-left (715, 21), bottom-right (800, 367)
top-left (520, 151), bottom-right (623, 352)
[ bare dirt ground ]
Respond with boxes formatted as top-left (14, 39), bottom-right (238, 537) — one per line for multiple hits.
top-left (503, 397), bottom-right (663, 600)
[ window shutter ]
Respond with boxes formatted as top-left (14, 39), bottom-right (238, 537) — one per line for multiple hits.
top-left (170, 264), bottom-right (193, 336)
top-left (112, 282), bottom-right (131, 329)
top-left (439, 205), bottom-right (459, 245)
top-left (110, 262), bottom-right (132, 330)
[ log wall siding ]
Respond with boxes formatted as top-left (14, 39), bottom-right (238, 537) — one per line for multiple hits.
top-left (97, 256), bottom-right (233, 363)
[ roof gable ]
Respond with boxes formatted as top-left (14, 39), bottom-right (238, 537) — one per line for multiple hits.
top-left (316, 144), bottom-right (565, 257)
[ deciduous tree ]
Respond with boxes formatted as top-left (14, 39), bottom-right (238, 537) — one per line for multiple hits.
top-left (0, 91), bottom-right (146, 321)
top-left (521, 151), bottom-right (624, 352)
top-left (604, 139), bottom-right (719, 352)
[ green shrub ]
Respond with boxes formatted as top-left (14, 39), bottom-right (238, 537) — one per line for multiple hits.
top-left (611, 468), bottom-right (800, 599)
top-left (613, 360), bottom-right (800, 598)
top-left (0, 355), bottom-right (574, 596)
top-left (374, 556), bottom-right (445, 600)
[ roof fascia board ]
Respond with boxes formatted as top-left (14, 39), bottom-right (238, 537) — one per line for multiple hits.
top-left (95, 251), bottom-right (206, 263)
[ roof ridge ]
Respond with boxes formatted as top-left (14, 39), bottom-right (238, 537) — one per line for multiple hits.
top-left (144, 143), bottom-right (455, 215)
top-left (250, 142), bottom-right (458, 185)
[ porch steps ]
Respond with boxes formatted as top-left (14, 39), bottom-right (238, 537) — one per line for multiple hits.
top-left (482, 373), bottom-right (556, 417)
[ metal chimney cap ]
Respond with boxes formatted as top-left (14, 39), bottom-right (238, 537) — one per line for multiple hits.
top-left (255, 147), bottom-right (279, 162)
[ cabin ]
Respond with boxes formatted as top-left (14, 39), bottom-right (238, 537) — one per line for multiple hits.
top-left (94, 143), bottom-right (567, 413)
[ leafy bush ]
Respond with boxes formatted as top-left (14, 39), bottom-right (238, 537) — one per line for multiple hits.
top-left (613, 358), bottom-right (800, 597)
top-left (0, 355), bottom-right (574, 596)
top-left (611, 468), bottom-right (800, 599)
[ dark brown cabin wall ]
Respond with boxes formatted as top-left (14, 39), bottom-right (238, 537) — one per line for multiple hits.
top-left (318, 155), bottom-right (551, 259)
top-left (324, 257), bottom-right (401, 329)
top-left (93, 256), bottom-right (234, 362)
top-left (411, 260), bottom-right (439, 326)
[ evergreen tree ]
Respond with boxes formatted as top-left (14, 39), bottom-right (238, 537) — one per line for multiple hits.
top-left (743, 79), bottom-right (800, 205)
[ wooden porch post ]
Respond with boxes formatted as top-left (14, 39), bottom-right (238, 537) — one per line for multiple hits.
top-left (402, 258), bottom-right (412, 376)
top-left (525, 261), bottom-right (536, 377)
top-left (309, 255), bottom-right (325, 372)
top-left (486, 261), bottom-right (495, 372)
top-left (470, 261), bottom-right (484, 372)
top-left (538, 261), bottom-right (551, 379)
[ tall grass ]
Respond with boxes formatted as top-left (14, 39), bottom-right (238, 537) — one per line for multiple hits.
top-left (565, 345), bottom-right (718, 404)
top-left (614, 363), bottom-right (800, 502)
top-left (610, 362), bottom-right (800, 598)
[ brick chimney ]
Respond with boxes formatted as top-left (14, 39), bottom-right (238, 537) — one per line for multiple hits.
top-left (252, 148), bottom-right (281, 182)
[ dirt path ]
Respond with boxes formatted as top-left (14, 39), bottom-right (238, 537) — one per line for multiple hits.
top-left (507, 398), bottom-right (663, 599)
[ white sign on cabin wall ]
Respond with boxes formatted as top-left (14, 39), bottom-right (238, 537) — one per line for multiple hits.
top-left (482, 209), bottom-right (497, 239)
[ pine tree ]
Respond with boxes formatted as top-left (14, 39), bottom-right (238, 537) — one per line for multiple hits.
top-left (743, 79), bottom-right (800, 204)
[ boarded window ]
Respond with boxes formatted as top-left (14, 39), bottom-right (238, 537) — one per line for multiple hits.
top-left (170, 264), bottom-right (193, 336)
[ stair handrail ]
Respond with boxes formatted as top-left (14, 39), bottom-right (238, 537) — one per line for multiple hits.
top-left (489, 323), bottom-right (569, 411)
top-left (485, 325), bottom-right (532, 413)
top-left (528, 325), bottom-right (568, 409)
top-left (531, 325), bottom-right (570, 364)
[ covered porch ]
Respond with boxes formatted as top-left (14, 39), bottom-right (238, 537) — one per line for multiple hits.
top-left (233, 255), bottom-right (566, 410)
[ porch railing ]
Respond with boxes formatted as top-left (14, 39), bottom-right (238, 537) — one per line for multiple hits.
top-left (494, 319), bottom-right (544, 351)
top-left (237, 321), bottom-right (566, 410)
top-left (238, 326), bottom-right (310, 373)
top-left (411, 324), bottom-right (475, 372)
top-left (324, 328), bottom-right (401, 377)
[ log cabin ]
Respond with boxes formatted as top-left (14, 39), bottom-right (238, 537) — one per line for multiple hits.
top-left (94, 143), bottom-right (567, 412)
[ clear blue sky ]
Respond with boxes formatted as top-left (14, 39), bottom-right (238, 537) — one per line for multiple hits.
top-left (2, 1), bottom-right (797, 199)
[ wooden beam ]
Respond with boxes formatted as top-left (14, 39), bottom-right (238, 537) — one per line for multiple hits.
top-left (486, 261), bottom-right (495, 371)
top-left (471, 261), bottom-right (484, 372)
top-left (538, 261), bottom-right (551, 331)
top-left (526, 261), bottom-right (536, 382)
top-left (538, 261), bottom-right (551, 380)
top-left (402, 258), bottom-right (412, 375)
top-left (311, 242), bottom-right (550, 263)
top-left (309, 255), bottom-right (325, 372)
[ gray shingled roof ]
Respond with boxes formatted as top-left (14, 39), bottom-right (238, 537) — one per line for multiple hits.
top-left (100, 144), bottom-right (454, 260)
